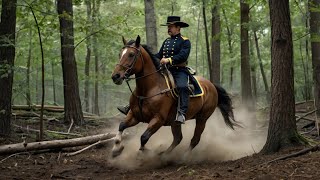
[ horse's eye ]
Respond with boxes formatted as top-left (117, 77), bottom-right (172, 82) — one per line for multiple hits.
top-left (129, 53), bottom-right (134, 58)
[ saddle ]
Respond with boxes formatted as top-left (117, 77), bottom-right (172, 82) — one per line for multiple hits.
top-left (161, 66), bottom-right (204, 99)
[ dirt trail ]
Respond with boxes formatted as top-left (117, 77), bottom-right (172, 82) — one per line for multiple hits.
top-left (1, 103), bottom-right (320, 179)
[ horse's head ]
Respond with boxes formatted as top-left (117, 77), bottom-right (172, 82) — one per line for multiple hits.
top-left (111, 35), bottom-right (143, 85)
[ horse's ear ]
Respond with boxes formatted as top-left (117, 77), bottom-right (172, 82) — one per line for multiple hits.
top-left (135, 35), bottom-right (140, 47)
top-left (122, 36), bottom-right (127, 45)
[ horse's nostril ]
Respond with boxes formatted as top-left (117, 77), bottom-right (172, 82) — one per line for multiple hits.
top-left (112, 73), bottom-right (120, 81)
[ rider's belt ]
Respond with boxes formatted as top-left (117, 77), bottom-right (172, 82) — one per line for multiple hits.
top-left (172, 62), bottom-right (187, 67)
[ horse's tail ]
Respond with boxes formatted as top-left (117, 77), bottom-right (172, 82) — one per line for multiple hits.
top-left (215, 84), bottom-right (241, 130)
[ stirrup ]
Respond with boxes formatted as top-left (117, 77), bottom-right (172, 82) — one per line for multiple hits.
top-left (175, 113), bottom-right (185, 124)
top-left (117, 104), bottom-right (130, 115)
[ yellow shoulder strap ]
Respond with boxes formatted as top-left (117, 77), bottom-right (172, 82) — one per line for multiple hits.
top-left (181, 36), bottom-right (189, 40)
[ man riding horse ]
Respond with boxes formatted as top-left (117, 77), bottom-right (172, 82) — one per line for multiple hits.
top-left (117, 16), bottom-right (191, 124)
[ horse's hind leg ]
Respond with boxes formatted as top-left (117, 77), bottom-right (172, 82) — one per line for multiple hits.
top-left (189, 117), bottom-right (207, 150)
top-left (162, 124), bottom-right (182, 154)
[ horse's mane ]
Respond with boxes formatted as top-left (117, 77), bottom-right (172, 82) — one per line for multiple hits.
top-left (127, 40), bottom-right (160, 70)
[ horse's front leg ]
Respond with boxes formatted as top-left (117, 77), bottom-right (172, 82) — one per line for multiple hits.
top-left (112, 112), bottom-right (139, 157)
top-left (139, 115), bottom-right (163, 151)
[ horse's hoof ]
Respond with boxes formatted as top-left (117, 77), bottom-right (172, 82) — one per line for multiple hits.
top-left (112, 145), bottom-right (124, 158)
top-left (182, 150), bottom-right (192, 162)
top-left (158, 150), bottom-right (170, 156)
top-left (139, 147), bottom-right (151, 153)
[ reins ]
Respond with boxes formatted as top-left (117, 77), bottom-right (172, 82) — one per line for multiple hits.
top-left (119, 45), bottom-right (174, 121)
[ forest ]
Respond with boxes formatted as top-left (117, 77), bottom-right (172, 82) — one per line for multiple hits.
top-left (1, 0), bottom-right (320, 179)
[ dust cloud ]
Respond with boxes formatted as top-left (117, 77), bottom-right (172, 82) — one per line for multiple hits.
top-left (108, 108), bottom-right (268, 169)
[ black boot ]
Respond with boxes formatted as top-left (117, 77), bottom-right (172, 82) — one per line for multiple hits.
top-left (117, 104), bottom-right (130, 115)
top-left (175, 113), bottom-right (186, 124)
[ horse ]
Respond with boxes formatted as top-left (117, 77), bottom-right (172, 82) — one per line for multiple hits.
top-left (111, 35), bottom-right (240, 157)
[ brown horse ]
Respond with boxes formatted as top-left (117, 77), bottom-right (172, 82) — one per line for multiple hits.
top-left (111, 35), bottom-right (240, 157)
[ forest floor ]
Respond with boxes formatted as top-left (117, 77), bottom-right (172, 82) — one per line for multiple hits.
top-left (1, 101), bottom-right (320, 180)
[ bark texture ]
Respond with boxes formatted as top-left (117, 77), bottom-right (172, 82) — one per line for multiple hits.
top-left (309, 0), bottom-right (320, 122)
top-left (240, 0), bottom-right (253, 108)
top-left (261, 0), bottom-right (301, 154)
top-left (144, 0), bottom-right (158, 53)
top-left (57, 0), bottom-right (84, 125)
top-left (0, 0), bottom-right (17, 136)
top-left (211, 1), bottom-right (221, 84)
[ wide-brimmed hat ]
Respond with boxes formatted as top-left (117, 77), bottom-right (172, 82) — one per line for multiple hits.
top-left (160, 16), bottom-right (189, 28)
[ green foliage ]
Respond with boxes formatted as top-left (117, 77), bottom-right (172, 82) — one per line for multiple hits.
top-left (10, 0), bottom-right (315, 114)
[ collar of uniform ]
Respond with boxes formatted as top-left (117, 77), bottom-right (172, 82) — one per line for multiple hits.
top-left (170, 33), bottom-right (181, 39)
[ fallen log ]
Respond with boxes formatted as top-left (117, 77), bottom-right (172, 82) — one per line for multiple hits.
top-left (266, 144), bottom-right (320, 164)
top-left (295, 115), bottom-right (315, 122)
top-left (12, 124), bottom-right (83, 137)
top-left (296, 109), bottom-right (317, 122)
top-left (65, 138), bottom-right (115, 157)
top-left (12, 105), bottom-right (64, 112)
top-left (0, 133), bottom-right (115, 155)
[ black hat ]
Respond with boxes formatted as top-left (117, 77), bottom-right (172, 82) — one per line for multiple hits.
top-left (160, 16), bottom-right (189, 28)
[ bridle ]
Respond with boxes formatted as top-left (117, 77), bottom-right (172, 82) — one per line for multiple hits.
top-left (116, 45), bottom-right (144, 79)
top-left (116, 45), bottom-right (170, 96)
top-left (117, 45), bottom-right (163, 81)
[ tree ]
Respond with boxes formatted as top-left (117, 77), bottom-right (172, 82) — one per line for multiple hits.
top-left (309, 0), bottom-right (320, 132)
top-left (202, 0), bottom-right (212, 82)
top-left (260, 0), bottom-right (303, 154)
top-left (144, 0), bottom-right (157, 53)
top-left (240, 0), bottom-right (253, 108)
top-left (84, 0), bottom-right (92, 113)
top-left (26, 27), bottom-right (32, 106)
top-left (222, 8), bottom-right (235, 89)
top-left (57, 0), bottom-right (84, 125)
top-left (92, 0), bottom-right (101, 115)
top-left (0, 0), bottom-right (17, 136)
top-left (254, 31), bottom-right (270, 103)
top-left (211, 0), bottom-right (221, 84)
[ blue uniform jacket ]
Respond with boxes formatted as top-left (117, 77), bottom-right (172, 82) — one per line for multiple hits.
top-left (155, 33), bottom-right (191, 66)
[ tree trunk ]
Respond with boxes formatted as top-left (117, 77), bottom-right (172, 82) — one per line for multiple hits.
top-left (254, 31), bottom-right (270, 103)
top-left (57, 0), bottom-right (84, 125)
top-left (240, 0), bottom-right (253, 108)
top-left (84, 0), bottom-right (92, 113)
top-left (261, 0), bottom-right (302, 154)
top-left (211, 0), bottom-right (221, 84)
top-left (26, 27), bottom-right (32, 106)
top-left (144, 0), bottom-right (157, 53)
top-left (195, 6), bottom-right (201, 72)
top-left (0, 0), bottom-right (17, 136)
top-left (299, 40), bottom-right (309, 101)
top-left (0, 133), bottom-right (115, 155)
top-left (92, 0), bottom-right (100, 115)
top-left (51, 57), bottom-right (57, 105)
top-left (309, 0), bottom-right (320, 131)
top-left (250, 39), bottom-right (257, 103)
top-left (202, 0), bottom-right (212, 82)
top-left (222, 9), bottom-right (234, 90)
top-left (36, 68), bottom-right (39, 104)
top-left (305, 12), bottom-right (312, 101)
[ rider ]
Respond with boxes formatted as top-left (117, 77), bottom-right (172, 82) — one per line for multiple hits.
top-left (117, 16), bottom-right (191, 124)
